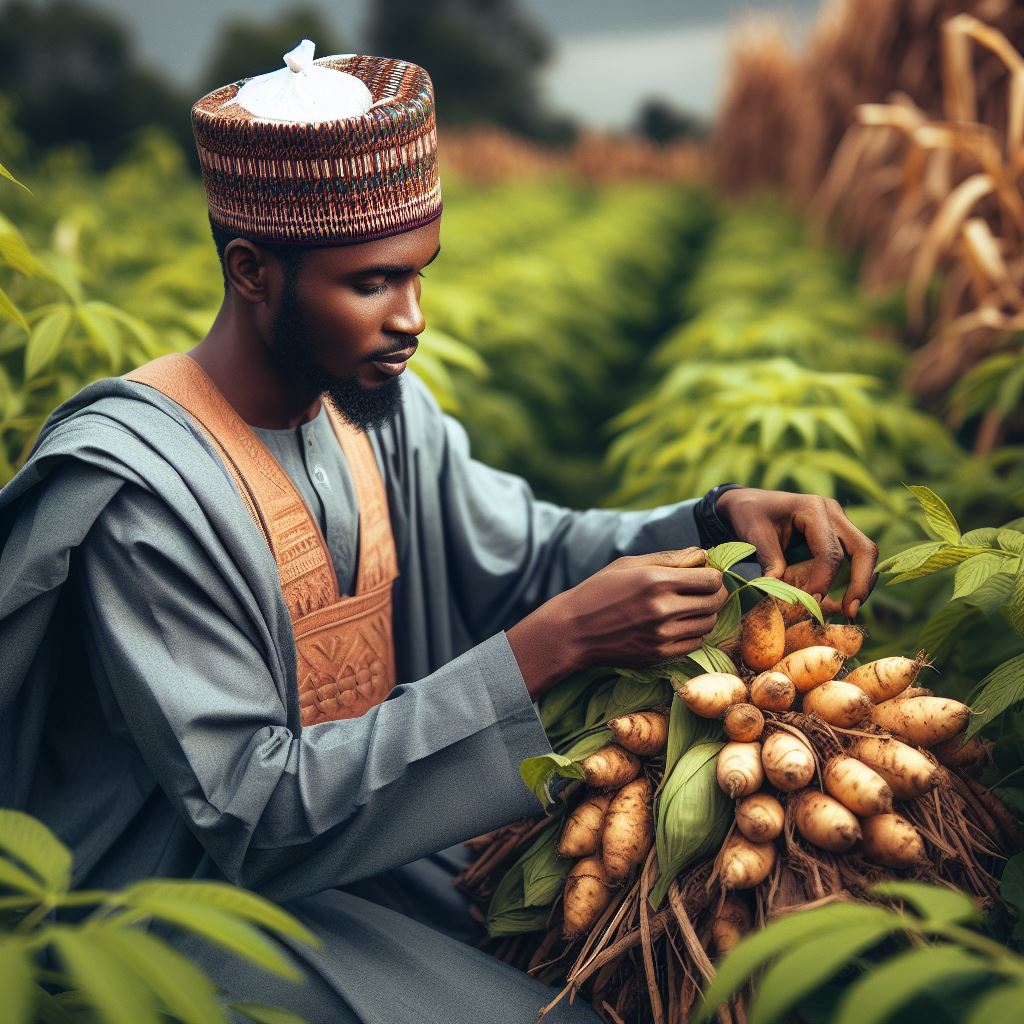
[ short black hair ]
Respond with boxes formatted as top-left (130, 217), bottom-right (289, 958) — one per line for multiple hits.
top-left (209, 218), bottom-right (305, 287)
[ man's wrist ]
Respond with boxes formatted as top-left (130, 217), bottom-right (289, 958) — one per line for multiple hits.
top-left (506, 602), bottom-right (581, 700)
top-left (694, 482), bottom-right (745, 547)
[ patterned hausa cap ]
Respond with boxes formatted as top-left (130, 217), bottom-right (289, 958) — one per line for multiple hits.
top-left (191, 40), bottom-right (442, 246)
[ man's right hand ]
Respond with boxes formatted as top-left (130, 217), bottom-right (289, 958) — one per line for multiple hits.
top-left (507, 547), bottom-right (729, 699)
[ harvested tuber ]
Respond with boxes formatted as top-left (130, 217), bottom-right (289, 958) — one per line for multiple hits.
top-left (761, 730), bottom-right (816, 791)
top-left (844, 656), bottom-right (923, 703)
top-left (557, 792), bottom-right (612, 858)
top-left (716, 742), bottom-right (764, 798)
top-left (783, 620), bottom-right (865, 658)
top-left (720, 833), bottom-right (777, 889)
top-left (712, 897), bottom-right (752, 956)
top-left (562, 857), bottom-right (614, 938)
top-left (680, 673), bottom-right (748, 719)
top-left (859, 813), bottom-right (927, 868)
top-left (735, 793), bottom-right (785, 842)
top-left (852, 736), bottom-right (939, 801)
top-left (723, 703), bottom-right (765, 742)
top-left (581, 745), bottom-right (641, 790)
top-left (823, 755), bottom-right (893, 816)
top-left (802, 679), bottom-right (873, 727)
top-left (792, 791), bottom-right (861, 852)
top-left (750, 671), bottom-right (796, 712)
top-left (741, 597), bottom-right (785, 670)
top-left (601, 778), bottom-right (653, 882)
top-left (773, 646), bottom-right (845, 691)
top-left (608, 710), bottom-right (668, 756)
top-left (870, 695), bottom-right (970, 747)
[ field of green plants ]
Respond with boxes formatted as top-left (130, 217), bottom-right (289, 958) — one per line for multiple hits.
top-left (2, 112), bottom-right (1024, 1022)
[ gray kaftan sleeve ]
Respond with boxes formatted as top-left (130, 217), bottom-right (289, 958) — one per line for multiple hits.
top-left (402, 374), bottom-right (703, 638)
top-left (74, 483), bottom-right (554, 903)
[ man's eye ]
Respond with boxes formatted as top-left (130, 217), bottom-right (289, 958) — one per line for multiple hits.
top-left (356, 280), bottom-right (388, 296)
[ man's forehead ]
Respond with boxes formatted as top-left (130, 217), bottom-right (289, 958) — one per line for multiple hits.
top-left (300, 224), bottom-right (442, 273)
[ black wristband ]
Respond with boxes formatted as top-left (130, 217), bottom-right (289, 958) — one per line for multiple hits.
top-left (694, 482), bottom-right (745, 548)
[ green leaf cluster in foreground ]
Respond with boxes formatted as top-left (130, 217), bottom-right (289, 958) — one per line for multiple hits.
top-left (0, 809), bottom-right (317, 1024)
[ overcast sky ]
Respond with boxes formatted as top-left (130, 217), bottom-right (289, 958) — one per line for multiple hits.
top-left (37, 0), bottom-right (824, 125)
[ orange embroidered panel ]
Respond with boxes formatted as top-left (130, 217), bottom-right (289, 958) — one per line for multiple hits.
top-left (123, 353), bottom-right (399, 725)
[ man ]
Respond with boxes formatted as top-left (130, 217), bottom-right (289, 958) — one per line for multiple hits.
top-left (0, 45), bottom-right (878, 1023)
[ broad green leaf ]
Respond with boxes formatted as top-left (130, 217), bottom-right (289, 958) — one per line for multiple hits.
top-left (24, 307), bottom-right (72, 381)
top-left (917, 602), bottom-right (979, 663)
top-left (961, 528), bottom-right (999, 546)
top-left (832, 944), bottom-right (991, 1024)
top-left (115, 897), bottom-right (303, 980)
top-left (50, 927), bottom-right (161, 1024)
top-left (966, 982), bottom-right (1024, 1024)
top-left (695, 904), bottom-right (899, 1023)
top-left (877, 541), bottom-right (945, 575)
top-left (665, 695), bottom-right (721, 776)
top-left (519, 753), bottom-right (586, 809)
top-left (0, 286), bottom-right (28, 333)
top-left (230, 1004), bottom-right (309, 1024)
top-left (887, 546), bottom-right (990, 585)
top-left (77, 304), bottom-right (122, 373)
top-left (1009, 568), bottom-right (1024, 638)
top-left (0, 857), bottom-right (48, 896)
top-left (1000, 853), bottom-right (1024, 918)
top-left (705, 541), bottom-right (757, 572)
top-left (966, 653), bottom-right (1024, 738)
top-left (953, 553), bottom-right (1012, 600)
top-left (121, 882), bottom-right (318, 947)
top-left (0, 810), bottom-right (72, 892)
top-left (871, 881), bottom-right (980, 924)
top-left (538, 668), bottom-right (614, 733)
top-left (997, 530), bottom-right (1024, 554)
top-left (906, 485), bottom-right (961, 544)
top-left (520, 826), bottom-right (570, 908)
top-left (962, 569), bottom-right (1017, 612)
top-left (707, 590), bottom-right (741, 646)
top-left (31, 985), bottom-right (79, 1024)
top-left (0, 939), bottom-right (33, 1024)
top-left (750, 920), bottom-right (896, 1024)
top-left (747, 576), bottom-right (824, 623)
top-left (686, 643), bottom-right (738, 675)
top-left (485, 849), bottom-right (551, 937)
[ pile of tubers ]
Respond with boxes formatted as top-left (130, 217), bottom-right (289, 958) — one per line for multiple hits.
top-left (458, 595), bottom-right (1009, 1024)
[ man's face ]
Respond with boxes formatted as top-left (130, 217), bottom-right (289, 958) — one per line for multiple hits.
top-left (263, 218), bottom-right (441, 432)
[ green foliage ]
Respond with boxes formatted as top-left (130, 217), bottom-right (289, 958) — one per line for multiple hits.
top-left (0, 810), bottom-right (317, 1024)
top-left (695, 881), bottom-right (1022, 1024)
top-left (484, 825), bottom-right (566, 937)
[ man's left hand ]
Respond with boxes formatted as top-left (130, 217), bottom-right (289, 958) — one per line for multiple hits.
top-left (715, 487), bottom-right (879, 619)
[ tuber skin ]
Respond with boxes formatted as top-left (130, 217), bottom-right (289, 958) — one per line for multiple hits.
top-left (792, 791), bottom-right (862, 852)
top-left (851, 736), bottom-right (939, 801)
top-left (562, 857), bottom-right (614, 939)
top-left (581, 745), bottom-right (641, 791)
top-left (802, 679), bottom-right (873, 727)
top-left (601, 777), bottom-right (654, 882)
top-left (931, 734), bottom-right (991, 768)
top-left (741, 597), bottom-right (786, 671)
top-left (844, 656), bottom-right (923, 703)
top-left (607, 710), bottom-right (669, 756)
top-left (735, 793), bottom-right (785, 842)
top-left (720, 833), bottom-right (777, 889)
top-left (712, 896), bottom-right (752, 956)
top-left (723, 703), bottom-right (765, 743)
top-left (680, 673), bottom-right (748, 719)
top-left (761, 730), bottom-right (816, 791)
top-left (716, 742), bottom-right (765, 798)
top-left (859, 813), bottom-right (927, 868)
top-left (750, 671), bottom-right (796, 712)
top-left (823, 755), bottom-right (893, 816)
top-left (870, 695), bottom-right (971, 747)
top-left (772, 646), bottom-right (846, 692)
top-left (783, 620), bottom-right (865, 658)
top-left (557, 792), bottom-right (613, 858)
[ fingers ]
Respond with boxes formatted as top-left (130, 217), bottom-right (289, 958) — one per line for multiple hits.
top-left (746, 524), bottom-right (787, 580)
top-left (627, 547), bottom-right (706, 569)
top-left (830, 511), bottom-right (880, 618)
top-left (793, 500), bottom-right (845, 601)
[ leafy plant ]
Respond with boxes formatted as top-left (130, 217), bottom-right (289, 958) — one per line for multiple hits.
top-left (696, 879), bottom-right (1024, 1024)
top-left (0, 809), bottom-right (318, 1024)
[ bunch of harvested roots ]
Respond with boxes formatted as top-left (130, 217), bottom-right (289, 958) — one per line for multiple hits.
top-left (456, 597), bottom-right (1014, 1024)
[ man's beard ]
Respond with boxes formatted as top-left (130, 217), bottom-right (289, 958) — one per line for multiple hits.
top-left (264, 274), bottom-right (405, 433)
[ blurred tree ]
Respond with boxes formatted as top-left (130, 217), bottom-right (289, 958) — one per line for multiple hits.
top-left (200, 6), bottom-right (350, 93)
top-left (0, 0), bottom-right (191, 167)
top-left (366, 0), bottom-right (575, 142)
top-left (632, 98), bottom-right (708, 144)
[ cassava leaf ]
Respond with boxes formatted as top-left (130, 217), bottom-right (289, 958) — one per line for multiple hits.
top-left (0, 810), bottom-right (72, 892)
top-left (997, 530), bottom-right (1024, 554)
top-left (999, 853), bottom-right (1024, 918)
top-left (966, 653), bottom-right (1024, 738)
top-left (705, 541), bottom-right (757, 572)
top-left (887, 546), bottom-right (990, 585)
top-left (686, 644), bottom-right (737, 675)
top-left (906, 485), bottom-right (961, 544)
top-left (1009, 568), bottom-right (1024, 638)
top-left (832, 944), bottom-right (991, 1024)
top-left (871, 881), bottom-right (980, 924)
top-left (665, 696), bottom-right (720, 776)
top-left (877, 541), bottom-right (945, 575)
top-left (953, 553), bottom-right (1013, 600)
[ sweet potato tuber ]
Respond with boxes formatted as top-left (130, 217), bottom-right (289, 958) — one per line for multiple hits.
top-left (557, 792), bottom-right (613, 858)
top-left (741, 597), bottom-right (785, 670)
top-left (601, 778), bottom-right (653, 882)
top-left (607, 710), bottom-right (669, 756)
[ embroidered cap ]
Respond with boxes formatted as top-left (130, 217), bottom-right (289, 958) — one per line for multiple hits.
top-left (191, 40), bottom-right (442, 246)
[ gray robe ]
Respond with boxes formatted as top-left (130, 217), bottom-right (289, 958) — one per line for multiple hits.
top-left (0, 369), bottom-right (702, 1023)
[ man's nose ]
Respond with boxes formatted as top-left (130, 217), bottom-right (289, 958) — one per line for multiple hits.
top-left (385, 281), bottom-right (426, 337)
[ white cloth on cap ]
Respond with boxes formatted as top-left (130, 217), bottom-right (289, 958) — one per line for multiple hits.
top-left (224, 39), bottom-right (374, 123)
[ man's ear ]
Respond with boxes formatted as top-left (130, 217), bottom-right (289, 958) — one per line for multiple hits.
top-left (224, 239), bottom-right (272, 303)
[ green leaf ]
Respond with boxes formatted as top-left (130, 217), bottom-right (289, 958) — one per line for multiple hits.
top-left (747, 576), bottom-right (824, 623)
top-left (871, 881), bottom-right (980, 924)
top-left (1009, 568), bottom-right (1024, 638)
top-left (77, 304), bottom-right (122, 373)
top-left (0, 286), bottom-right (28, 333)
top-left (230, 1004), bottom-right (309, 1024)
top-left (560, 728), bottom-right (613, 761)
top-left (518, 753), bottom-right (586, 809)
top-left (966, 982), bottom-right (1024, 1024)
top-left (121, 882), bottom-right (318, 947)
top-left (0, 939), bottom-right (34, 1024)
top-left (962, 568), bottom-right (1017, 612)
top-left (114, 897), bottom-right (304, 980)
top-left (24, 307), bottom-right (71, 381)
top-left (750, 920), bottom-right (896, 1024)
top-left (0, 810), bottom-right (72, 892)
top-left (706, 541), bottom-right (757, 571)
top-left (86, 927), bottom-right (227, 1024)
top-left (707, 590), bottom-right (741, 646)
top-left (832, 944), bottom-right (991, 1024)
top-left (695, 904), bottom-right (899, 1023)
top-left (686, 643), bottom-right (738, 675)
top-left (906, 485), bottom-right (962, 545)
top-left (665, 696), bottom-right (721, 776)
top-left (520, 826), bottom-right (571, 908)
top-left (0, 857), bottom-right (48, 896)
top-left (966, 653), bottom-right (1024, 738)
top-left (918, 602), bottom-right (978, 662)
top-left (997, 530), bottom-right (1024, 554)
top-left (538, 668), bottom-right (614, 734)
top-left (887, 546), bottom-right (990, 585)
top-left (1000, 854), bottom-right (1024, 918)
top-left (0, 160), bottom-right (31, 192)
top-left (50, 927), bottom-right (161, 1024)
top-left (953, 553), bottom-right (1012, 600)
top-left (877, 541), bottom-right (945, 575)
